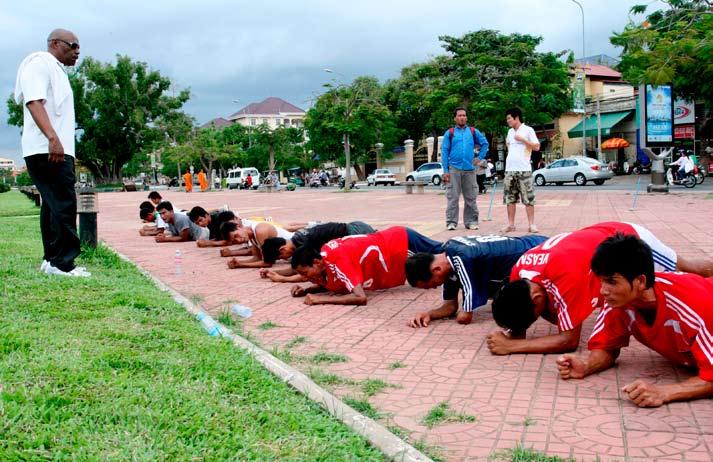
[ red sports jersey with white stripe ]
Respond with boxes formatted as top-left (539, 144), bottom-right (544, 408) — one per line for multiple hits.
top-left (509, 222), bottom-right (640, 331)
top-left (319, 226), bottom-right (408, 293)
top-left (588, 272), bottom-right (713, 381)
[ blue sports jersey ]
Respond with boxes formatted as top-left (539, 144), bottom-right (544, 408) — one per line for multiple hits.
top-left (443, 234), bottom-right (548, 312)
top-left (406, 228), bottom-right (444, 255)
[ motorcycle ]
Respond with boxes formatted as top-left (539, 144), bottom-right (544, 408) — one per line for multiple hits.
top-left (665, 166), bottom-right (697, 188)
top-left (337, 176), bottom-right (359, 189)
top-left (631, 160), bottom-right (651, 175)
top-left (309, 175), bottom-right (321, 188)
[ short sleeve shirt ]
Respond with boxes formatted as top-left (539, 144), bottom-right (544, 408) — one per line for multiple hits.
top-left (510, 222), bottom-right (638, 331)
top-left (167, 212), bottom-right (202, 241)
top-left (588, 273), bottom-right (713, 381)
top-left (17, 54), bottom-right (75, 157)
top-left (320, 226), bottom-right (408, 293)
top-left (505, 124), bottom-right (538, 172)
top-left (443, 234), bottom-right (548, 312)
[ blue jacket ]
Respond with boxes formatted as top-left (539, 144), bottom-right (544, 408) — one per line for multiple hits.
top-left (441, 126), bottom-right (489, 172)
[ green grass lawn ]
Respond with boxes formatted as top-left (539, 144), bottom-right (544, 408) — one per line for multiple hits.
top-left (0, 190), bottom-right (385, 461)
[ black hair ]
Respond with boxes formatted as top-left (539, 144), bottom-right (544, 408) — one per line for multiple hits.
top-left (188, 206), bottom-right (208, 223)
top-left (139, 208), bottom-right (153, 220)
top-left (262, 237), bottom-right (287, 264)
top-left (291, 245), bottom-right (322, 270)
top-left (591, 233), bottom-right (655, 289)
top-left (506, 107), bottom-right (523, 122)
top-left (220, 221), bottom-right (239, 242)
top-left (148, 191), bottom-right (162, 200)
top-left (405, 253), bottom-right (436, 287)
top-left (216, 210), bottom-right (236, 223)
top-left (139, 201), bottom-right (154, 211)
top-left (156, 201), bottom-right (173, 212)
top-left (453, 107), bottom-right (467, 117)
top-left (491, 279), bottom-right (538, 332)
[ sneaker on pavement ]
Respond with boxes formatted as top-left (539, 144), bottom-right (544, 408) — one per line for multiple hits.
top-left (447, 223), bottom-right (457, 230)
top-left (466, 223), bottom-right (480, 230)
top-left (45, 264), bottom-right (91, 277)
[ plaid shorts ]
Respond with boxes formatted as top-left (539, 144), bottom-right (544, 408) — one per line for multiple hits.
top-left (503, 171), bottom-right (535, 206)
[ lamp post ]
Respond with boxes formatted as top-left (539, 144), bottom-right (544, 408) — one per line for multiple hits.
top-left (570, 0), bottom-right (587, 157)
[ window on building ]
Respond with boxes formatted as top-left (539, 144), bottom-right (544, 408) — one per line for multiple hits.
top-left (262, 118), bottom-right (269, 125)
top-left (250, 118), bottom-right (257, 126)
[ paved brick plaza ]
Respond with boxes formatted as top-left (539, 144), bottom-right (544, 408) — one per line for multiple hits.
top-left (98, 186), bottom-right (713, 461)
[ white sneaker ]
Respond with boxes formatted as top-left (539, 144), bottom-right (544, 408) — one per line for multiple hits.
top-left (466, 223), bottom-right (480, 230)
top-left (45, 264), bottom-right (91, 277)
top-left (447, 223), bottom-right (457, 230)
top-left (40, 260), bottom-right (49, 272)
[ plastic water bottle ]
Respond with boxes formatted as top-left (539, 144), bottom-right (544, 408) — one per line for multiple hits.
top-left (174, 249), bottom-right (182, 276)
top-left (231, 304), bottom-right (253, 318)
top-left (196, 311), bottom-right (223, 337)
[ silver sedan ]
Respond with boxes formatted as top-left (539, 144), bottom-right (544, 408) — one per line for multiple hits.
top-left (533, 156), bottom-right (614, 186)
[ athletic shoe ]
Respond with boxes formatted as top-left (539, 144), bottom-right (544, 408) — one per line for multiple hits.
top-left (45, 264), bottom-right (91, 277)
top-left (466, 223), bottom-right (480, 230)
top-left (40, 260), bottom-right (49, 272)
top-left (447, 223), bottom-right (457, 230)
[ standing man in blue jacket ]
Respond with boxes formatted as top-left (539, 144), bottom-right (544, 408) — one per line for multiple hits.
top-left (441, 107), bottom-right (489, 231)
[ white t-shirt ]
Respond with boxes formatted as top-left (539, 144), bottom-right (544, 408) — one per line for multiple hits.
top-left (505, 124), bottom-right (538, 172)
top-left (18, 55), bottom-right (75, 157)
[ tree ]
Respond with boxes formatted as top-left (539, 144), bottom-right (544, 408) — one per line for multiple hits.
top-left (248, 124), bottom-right (306, 172)
top-left (611, 1), bottom-right (712, 102)
top-left (385, 30), bottom-right (572, 142)
top-left (6, 55), bottom-right (191, 183)
top-left (305, 76), bottom-right (402, 185)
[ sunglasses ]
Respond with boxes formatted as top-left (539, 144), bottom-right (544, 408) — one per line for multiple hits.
top-left (49, 39), bottom-right (80, 50)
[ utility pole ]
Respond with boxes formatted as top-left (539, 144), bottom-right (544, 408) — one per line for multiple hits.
top-left (596, 95), bottom-right (602, 162)
top-left (570, 0), bottom-right (587, 156)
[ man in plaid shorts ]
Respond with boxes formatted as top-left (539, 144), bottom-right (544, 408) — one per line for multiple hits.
top-left (502, 108), bottom-right (540, 233)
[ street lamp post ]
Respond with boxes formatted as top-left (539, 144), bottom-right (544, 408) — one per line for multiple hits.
top-left (570, 0), bottom-right (587, 157)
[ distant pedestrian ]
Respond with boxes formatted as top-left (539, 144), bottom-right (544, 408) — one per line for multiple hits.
top-left (197, 169), bottom-right (208, 191)
top-left (441, 107), bottom-right (489, 230)
top-left (502, 108), bottom-right (540, 233)
top-left (183, 170), bottom-right (193, 192)
top-left (15, 28), bottom-right (89, 277)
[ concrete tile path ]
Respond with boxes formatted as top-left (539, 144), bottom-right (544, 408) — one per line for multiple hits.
top-left (98, 186), bottom-right (713, 461)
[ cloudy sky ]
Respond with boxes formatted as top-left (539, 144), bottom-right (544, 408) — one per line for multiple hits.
top-left (1, 0), bottom-right (663, 167)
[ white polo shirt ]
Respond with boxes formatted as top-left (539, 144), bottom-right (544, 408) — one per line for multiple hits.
top-left (17, 54), bottom-right (75, 157)
top-left (505, 123), bottom-right (538, 172)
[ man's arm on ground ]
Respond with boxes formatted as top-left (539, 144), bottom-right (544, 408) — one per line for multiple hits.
top-left (291, 284), bottom-right (328, 297)
top-left (156, 228), bottom-right (190, 242)
top-left (197, 239), bottom-right (230, 248)
top-left (408, 299), bottom-right (458, 328)
top-left (557, 348), bottom-right (619, 380)
top-left (487, 325), bottom-right (582, 355)
top-left (622, 376), bottom-right (713, 407)
top-left (304, 284), bottom-right (367, 306)
top-left (220, 247), bottom-right (252, 257)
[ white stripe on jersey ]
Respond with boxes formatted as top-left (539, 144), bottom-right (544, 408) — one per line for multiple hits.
top-left (543, 279), bottom-right (573, 331)
top-left (589, 305), bottom-right (613, 341)
top-left (328, 261), bottom-right (354, 291)
top-left (452, 256), bottom-right (474, 312)
top-left (664, 291), bottom-right (713, 365)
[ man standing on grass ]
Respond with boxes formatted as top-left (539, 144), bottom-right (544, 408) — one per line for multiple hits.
top-left (502, 107), bottom-right (540, 233)
top-left (440, 107), bottom-right (489, 231)
top-left (15, 28), bottom-right (89, 277)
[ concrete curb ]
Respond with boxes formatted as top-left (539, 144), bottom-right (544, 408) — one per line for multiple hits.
top-left (107, 243), bottom-right (433, 462)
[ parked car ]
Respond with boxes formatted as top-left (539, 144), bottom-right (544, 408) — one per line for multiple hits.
top-left (533, 156), bottom-right (613, 186)
top-left (226, 167), bottom-right (260, 189)
top-left (405, 162), bottom-right (444, 185)
top-left (367, 168), bottom-right (396, 186)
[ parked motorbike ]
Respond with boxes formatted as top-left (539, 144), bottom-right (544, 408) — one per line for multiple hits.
top-left (665, 167), bottom-right (697, 188)
top-left (631, 161), bottom-right (651, 175)
top-left (337, 176), bottom-right (358, 189)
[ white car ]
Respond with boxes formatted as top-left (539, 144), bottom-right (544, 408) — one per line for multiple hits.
top-left (226, 167), bottom-right (260, 189)
top-left (367, 169), bottom-right (396, 186)
top-left (405, 162), bottom-right (444, 185)
top-left (533, 156), bottom-right (614, 186)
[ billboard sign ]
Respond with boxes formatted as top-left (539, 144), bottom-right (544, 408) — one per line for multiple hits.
top-left (645, 84), bottom-right (673, 145)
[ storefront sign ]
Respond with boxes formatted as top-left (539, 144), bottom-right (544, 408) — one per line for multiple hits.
top-left (572, 72), bottom-right (585, 114)
top-left (674, 125), bottom-right (695, 139)
top-left (674, 99), bottom-right (695, 125)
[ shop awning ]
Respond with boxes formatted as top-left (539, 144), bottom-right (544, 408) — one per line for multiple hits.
top-left (567, 110), bottom-right (632, 139)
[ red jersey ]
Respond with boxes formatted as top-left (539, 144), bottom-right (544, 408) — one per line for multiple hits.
top-left (510, 222), bottom-right (639, 331)
top-left (320, 226), bottom-right (408, 293)
top-left (588, 272), bottom-right (713, 381)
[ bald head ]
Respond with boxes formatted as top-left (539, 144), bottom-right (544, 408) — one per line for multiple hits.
top-left (47, 28), bottom-right (80, 67)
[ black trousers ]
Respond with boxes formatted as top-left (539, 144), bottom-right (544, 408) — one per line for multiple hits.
top-left (25, 154), bottom-right (80, 272)
top-left (476, 174), bottom-right (486, 193)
